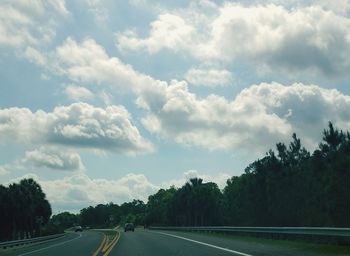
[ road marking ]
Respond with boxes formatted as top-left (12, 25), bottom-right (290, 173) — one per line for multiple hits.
top-left (103, 231), bottom-right (120, 256)
top-left (152, 231), bottom-right (253, 256)
top-left (102, 235), bottom-right (112, 253)
top-left (92, 234), bottom-right (107, 256)
top-left (18, 233), bottom-right (82, 256)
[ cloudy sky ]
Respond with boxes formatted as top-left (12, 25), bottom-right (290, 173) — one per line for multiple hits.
top-left (1, 0), bottom-right (350, 213)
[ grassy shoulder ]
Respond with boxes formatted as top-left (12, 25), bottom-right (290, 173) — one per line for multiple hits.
top-left (92, 229), bottom-right (118, 241)
top-left (181, 230), bottom-right (350, 255)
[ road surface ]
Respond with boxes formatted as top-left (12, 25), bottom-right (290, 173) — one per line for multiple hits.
top-left (2, 231), bottom-right (103, 256)
top-left (3, 229), bottom-right (350, 255)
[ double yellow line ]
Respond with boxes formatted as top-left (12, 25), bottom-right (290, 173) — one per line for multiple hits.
top-left (92, 231), bottom-right (120, 256)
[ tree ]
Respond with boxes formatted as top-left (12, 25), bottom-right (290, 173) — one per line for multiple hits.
top-left (0, 178), bottom-right (52, 241)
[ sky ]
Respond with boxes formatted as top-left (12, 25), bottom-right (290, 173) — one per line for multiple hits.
top-left (1, 0), bottom-right (350, 213)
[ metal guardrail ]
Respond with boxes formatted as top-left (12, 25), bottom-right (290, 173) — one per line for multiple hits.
top-left (149, 226), bottom-right (350, 238)
top-left (0, 233), bottom-right (65, 249)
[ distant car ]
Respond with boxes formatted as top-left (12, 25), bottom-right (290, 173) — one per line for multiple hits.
top-left (124, 223), bottom-right (134, 232)
top-left (75, 226), bottom-right (83, 232)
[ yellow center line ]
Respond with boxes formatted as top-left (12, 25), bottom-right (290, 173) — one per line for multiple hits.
top-left (103, 231), bottom-right (120, 256)
top-left (102, 237), bottom-right (111, 253)
top-left (92, 234), bottom-right (107, 256)
top-left (102, 232), bottom-right (118, 253)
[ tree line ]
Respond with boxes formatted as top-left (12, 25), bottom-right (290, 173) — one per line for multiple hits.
top-left (0, 179), bottom-right (51, 241)
top-left (52, 122), bottom-right (350, 229)
top-left (2, 122), bottom-right (349, 241)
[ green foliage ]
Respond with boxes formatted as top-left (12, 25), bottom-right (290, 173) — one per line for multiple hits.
top-left (223, 122), bottom-right (350, 227)
top-left (47, 211), bottom-right (79, 233)
top-left (4, 122), bottom-right (348, 235)
top-left (0, 179), bottom-right (52, 241)
top-left (80, 202), bottom-right (121, 228)
top-left (140, 179), bottom-right (224, 227)
top-left (65, 122), bottom-right (350, 229)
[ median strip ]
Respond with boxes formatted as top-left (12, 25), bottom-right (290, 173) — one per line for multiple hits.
top-left (91, 229), bottom-right (120, 256)
top-left (103, 231), bottom-right (120, 256)
top-left (152, 231), bottom-right (253, 256)
top-left (92, 234), bottom-right (107, 256)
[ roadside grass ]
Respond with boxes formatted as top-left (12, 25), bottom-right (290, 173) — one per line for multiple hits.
top-left (92, 229), bottom-right (118, 242)
top-left (92, 229), bottom-right (120, 256)
top-left (184, 230), bottom-right (350, 255)
top-left (0, 233), bottom-right (69, 256)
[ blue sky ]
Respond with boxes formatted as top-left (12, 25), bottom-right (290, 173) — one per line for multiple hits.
top-left (1, 0), bottom-right (350, 213)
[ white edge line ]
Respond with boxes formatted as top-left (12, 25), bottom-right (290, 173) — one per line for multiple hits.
top-left (18, 233), bottom-right (82, 256)
top-left (151, 231), bottom-right (253, 256)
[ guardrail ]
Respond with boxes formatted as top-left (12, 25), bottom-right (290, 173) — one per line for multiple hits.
top-left (149, 226), bottom-right (350, 243)
top-left (0, 233), bottom-right (65, 249)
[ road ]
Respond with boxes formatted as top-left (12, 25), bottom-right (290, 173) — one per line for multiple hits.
top-left (2, 231), bottom-right (103, 256)
top-left (3, 229), bottom-right (350, 255)
top-left (111, 229), bottom-right (349, 256)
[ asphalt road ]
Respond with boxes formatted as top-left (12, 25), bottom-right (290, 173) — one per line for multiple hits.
top-left (111, 229), bottom-right (349, 256)
top-left (3, 229), bottom-right (350, 256)
top-left (2, 231), bottom-right (103, 256)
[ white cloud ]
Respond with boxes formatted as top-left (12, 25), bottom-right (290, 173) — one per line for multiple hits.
top-left (117, 13), bottom-right (195, 54)
top-left (163, 169), bottom-right (231, 189)
top-left (0, 1), bottom-right (68, 48)
top-left (22, 147), bottom-right (84, 171)
top-left (138, 81), bottom-right (350, 152)
top-left (24, 46), bottom-right (47, 66)
top-left (53, 38), bottom-right (350, 153)
top-left (64, 85), bottom-right (94, 101)
top-left (0, 166), bottom-right (8, 175)
top-left (0, 103), bottom-right (154, 155)
top-left (117, 3), bottom-right (350, 77)
top-left (56, 37), bottom-right (165, 94)
top-left (10, 172), bottom-right (158, 213)
top-left (185, 68), bottom-right (233, 87)
top-left (8, 169), bottom-right (231, 212)
top-left (99, 90), bottom-right (113, 105)
top-left (86, 0), bottom-right (109, 25)
top-left (48, 0), bottom-right (70, 16)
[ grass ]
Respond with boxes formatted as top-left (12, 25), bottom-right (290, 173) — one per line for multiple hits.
top-left (92, 229), bottom-right (118, 240)
top-left (184, 230), bottom-right (350, 255)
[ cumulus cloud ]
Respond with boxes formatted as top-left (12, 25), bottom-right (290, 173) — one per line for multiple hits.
top-left (138, 81), bottom-right (350, 152)
top-left (10, 172), bottom-right (158, 213)
top-left (64, 85), bottom-right (94, 101)
top-left (117, 13), bottom-right (195, 54)
top-left (22, 147), bottom-right (84, 171)
top-left (24, 46), bottom-right (47, 66)
top-left (56, 37), bottom-right (165, 93)
top-left (117, 3), bottom-right (350, 77)
top-left (163, 169), bottom-right (231, 189)
top-left (0, 102), bottom-right (154, 154)
top-left (0, 0), bottom-right (68, 48)
top-left (53, 38), bottom-right (350, 152)
top-left (184, 68), bottom-right (233, 87)
top-left (8, 169), bottom-right (232, 212)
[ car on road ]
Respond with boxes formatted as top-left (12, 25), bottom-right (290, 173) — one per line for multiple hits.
top-left (124, 223), bottom-right (135, 232)
top-left (75, 226), bottom-right (83, 232)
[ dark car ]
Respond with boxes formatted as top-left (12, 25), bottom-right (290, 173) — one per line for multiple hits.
top-left (75, 226), bottom-right (83, 232)
top-left (124, 223), bottom-right (135, 232)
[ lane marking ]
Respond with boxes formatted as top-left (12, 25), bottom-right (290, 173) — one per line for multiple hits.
top-left (151, 231), bottom-right (253, 256)
top-left (102, 235), bottom-right (111, 253)
top-left (92, 234), bottom-right (107, 256)
top-left (103, 231), bottom-right (120, 256)
top-left (18, 233), bottom-right (82, 256)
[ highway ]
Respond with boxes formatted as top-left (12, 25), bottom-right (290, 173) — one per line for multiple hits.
top-left (3, 229), bottom-right (350, 255)
top-left (2, 231), bottom-right (103, 256)
top-left (111, 230), bottom-right (319, 256)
